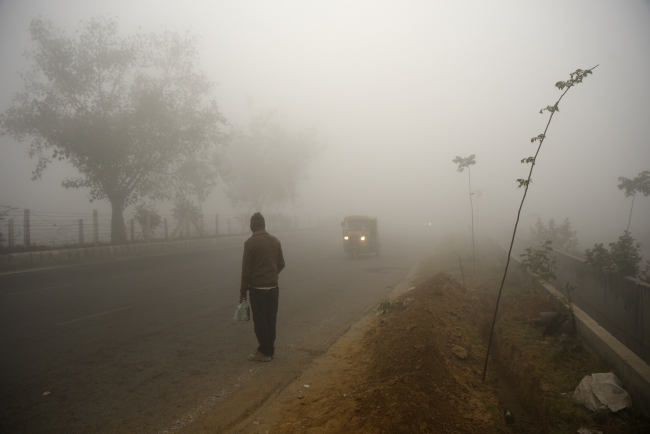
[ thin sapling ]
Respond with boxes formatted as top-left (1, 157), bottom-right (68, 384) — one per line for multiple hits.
top-left (617, 171), bottom-right (650, 232)
top-left (481, 66), bottom-right (597, 382)
top-left (453, 154), bottom-right (477, 273)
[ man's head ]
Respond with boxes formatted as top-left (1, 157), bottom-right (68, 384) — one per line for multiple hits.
top-left (250, 212), bottom-right (265, 232)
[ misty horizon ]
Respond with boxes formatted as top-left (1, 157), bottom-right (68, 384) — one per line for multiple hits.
top-left (1, 0), bottom-right (649, 257)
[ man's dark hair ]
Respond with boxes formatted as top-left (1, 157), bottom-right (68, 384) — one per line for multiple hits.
top-left (250, 212), bottom-right (265, 230)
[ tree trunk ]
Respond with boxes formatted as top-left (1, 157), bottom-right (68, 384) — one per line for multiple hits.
top-left (110, 198), bottom-right (127, 244)
top-left (468, 168), bottom-right (475, 274)
top-left (626, 192), bottom-right (636, 232)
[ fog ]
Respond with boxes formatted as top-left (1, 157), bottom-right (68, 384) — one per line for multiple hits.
top-left (1, 0), bottom-right (649, 255)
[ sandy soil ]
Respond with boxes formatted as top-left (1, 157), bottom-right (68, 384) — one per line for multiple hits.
top-left (223, 237), bottom-right (650, 434)
top-left (230, 270), bottom-right (507, 434)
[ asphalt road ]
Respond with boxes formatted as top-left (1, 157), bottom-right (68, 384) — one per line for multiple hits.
top-left (0, 227), bottom-right (428, 433)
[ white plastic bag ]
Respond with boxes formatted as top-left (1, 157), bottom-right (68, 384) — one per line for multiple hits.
top-left (591, 372), bottom-right (632, 412)
top-left (573, 375), bottom-right (607, 411)
top-left (234, 299), bottom-right (250, 321)
top-left (573, 373), bottom-right (632, 412)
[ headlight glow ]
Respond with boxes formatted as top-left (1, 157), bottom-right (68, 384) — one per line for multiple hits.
top-left (344, 236), bottom-right (349, 240)
top-left (361, 236), bottom-right (366, 241)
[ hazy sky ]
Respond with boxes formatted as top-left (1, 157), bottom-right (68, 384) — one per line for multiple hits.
top-left (1, 0), bottom-right (649, 251)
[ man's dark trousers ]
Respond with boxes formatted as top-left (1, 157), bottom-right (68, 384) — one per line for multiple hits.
top-left (249, 287), bottom-right (279, 357)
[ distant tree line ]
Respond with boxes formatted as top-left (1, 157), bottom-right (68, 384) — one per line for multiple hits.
top-left (0, 16), bottom-right (321, 243)
top-left (529, 217), bottom-right (579, 256)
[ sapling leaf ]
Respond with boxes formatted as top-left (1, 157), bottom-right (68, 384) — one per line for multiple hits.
top-left (530, 134), bottom-right (545, 143)
top-left (516, 179), bottom-right (531, 188)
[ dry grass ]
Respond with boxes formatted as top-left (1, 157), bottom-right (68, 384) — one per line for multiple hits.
top-left (421, 235), bottom-right (650, 433)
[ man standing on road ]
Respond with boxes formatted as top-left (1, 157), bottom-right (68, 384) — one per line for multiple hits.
top-left (240, 212), bottom-right (285, 362)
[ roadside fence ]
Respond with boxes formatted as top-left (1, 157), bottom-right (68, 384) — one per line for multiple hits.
top-left (0, 209), bottom-right (320, 252)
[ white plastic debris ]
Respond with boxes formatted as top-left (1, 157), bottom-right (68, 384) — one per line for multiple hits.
top-left (573, 373), bottom-right (632, 412)
top-left (577, 428), bottom-right (603, 434)
top-left (42, 391), bottom-right (51, 396)
top-left (303, 384), bottom-right (310, 388)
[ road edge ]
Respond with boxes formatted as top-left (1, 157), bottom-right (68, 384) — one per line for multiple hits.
top-left (222, 259), bottom-right (422, 434)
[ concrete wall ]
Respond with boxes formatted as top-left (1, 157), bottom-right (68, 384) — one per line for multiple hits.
top-left (488, 239), bottom-right (650, 416)
top-left (511, 239), bottom-right (650, 366)
top-left (551, 250), bottom-right (650, 367)
top-left (517, 267), bottom-right (650, 418)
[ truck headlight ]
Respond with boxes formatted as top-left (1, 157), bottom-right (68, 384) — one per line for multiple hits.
top-left (344, 236), bottom-right (349, 240)
top-left (361, 236), bottom-right (366, 241)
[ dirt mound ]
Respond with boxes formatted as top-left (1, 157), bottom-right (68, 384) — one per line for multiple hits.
top-left (268, 272), bottom-right (504, 433)
top-left (250, 239), bottom-right (650, 434)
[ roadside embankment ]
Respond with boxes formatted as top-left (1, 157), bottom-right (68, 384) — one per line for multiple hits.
top-left (226, 236), bottom-right (650, 434)
top-left (232, 265), bottom-right (506, 434)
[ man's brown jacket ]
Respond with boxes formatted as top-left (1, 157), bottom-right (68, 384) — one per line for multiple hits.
top-left (240, 229), bottom-right (285, 292)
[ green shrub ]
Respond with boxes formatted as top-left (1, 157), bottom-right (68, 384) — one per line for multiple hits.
top-left (519, 239), bottom-right (557, 282)
top-left (584, 231), bottom-right (643, 278)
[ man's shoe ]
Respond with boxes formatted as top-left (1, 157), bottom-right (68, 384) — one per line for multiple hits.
top-left (247, 351), bottom-right (271, 362)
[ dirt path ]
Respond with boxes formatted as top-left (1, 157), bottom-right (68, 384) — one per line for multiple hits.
top-left (226, 262), bottom-right (507, 434)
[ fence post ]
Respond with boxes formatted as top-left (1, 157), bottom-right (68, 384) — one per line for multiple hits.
top-left (130, 219), bottom-right (135, 242)
top-left (93, 210), bottom-right (99, 245)
top-left (215, 214), bottom-right (219, 236)
top-left (8, 218), bottom-right (14, 247)
top-left (145, 210), bottom-right (151, 242)
top-left (24, 209), bottom-right (31, 249)
top-left (164, 218), bottom-right (168, 239)
top-left (228, 218), bottom-right (231, 235)
top-left (78, 219), bottom-right (84, 245)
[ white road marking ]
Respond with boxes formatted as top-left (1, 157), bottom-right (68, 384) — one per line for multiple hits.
top-left (180, 285), bottom-right (216, 294)
top-left (0, 265), bottom-right (68, 276)
top-left (5, 284), bottom-right (71, 296)
top-left (58, 306), bottom-right (132, 326)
